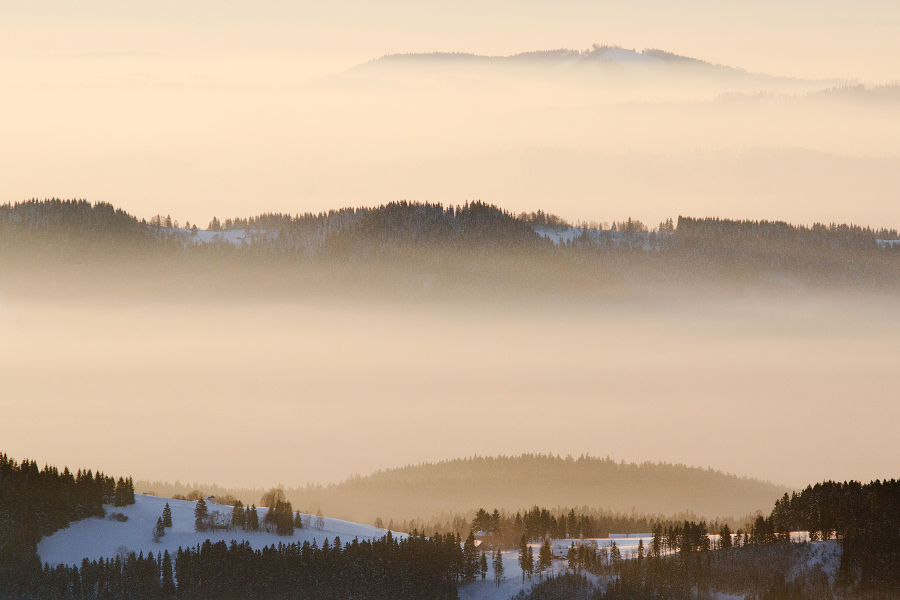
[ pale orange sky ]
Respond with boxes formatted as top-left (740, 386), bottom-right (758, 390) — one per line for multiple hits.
top-left (2, 0), bottom-right (899, 229)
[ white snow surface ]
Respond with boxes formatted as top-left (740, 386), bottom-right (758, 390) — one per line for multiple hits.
top-left (173, 228), bottom-right (255, 246)
top-left (38, 494), bottom-right (400, 567)
top-left (458, 549), bottom-right (588, 600)
top-left (802, 540), bottom-right (842, 583)
top-left (597, 48), bottom-right (662, 65)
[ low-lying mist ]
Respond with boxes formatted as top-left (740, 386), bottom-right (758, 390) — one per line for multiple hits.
top-left (3, 289), bottom-right (898, 493)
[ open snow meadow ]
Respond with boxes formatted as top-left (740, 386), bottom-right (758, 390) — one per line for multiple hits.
top-left (37, 495), bottom-right (396, 567)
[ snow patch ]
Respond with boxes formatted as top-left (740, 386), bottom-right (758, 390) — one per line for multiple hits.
top-left (38, 494), bottom-right (400, 567)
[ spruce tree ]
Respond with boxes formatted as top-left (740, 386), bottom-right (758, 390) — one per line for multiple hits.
top-left (153, 517), bottom-right (165, 543)
top-left (125, 477), bottom-right (135, 505)
top-left (194, 499), bottom-right (208, 532)
top-left (247, 504), bottom-right (259, 532)
top-left (114, 477), bottom-right (127, 507)
top-left (518, 535), bottom-right (533, 582)
top-left (610, 540), bottom-right (622, 573)
top-left (492, 549), bottom-right (504, 587)
top-left (719, 524), bottom-right (733, 551)
top-left (540, 539), bottom-right (553, 576)
top-left (480, 551), bottom-right (488, 581)
top-left (231, 501), bottom-right (245, 530)
top-left (463, 531), bottom-right (478, 582)
top-left (162, 503), bottom-right (173, 528)
top-left (161, 550), bottom-right (175, 597)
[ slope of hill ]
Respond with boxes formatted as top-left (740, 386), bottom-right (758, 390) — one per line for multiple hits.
top-left (289, 455), bottom-right (789, 524)
top-left (37, 494), bottom-right (394, 567)
top-left (138, 456), bottom-right (790, 527)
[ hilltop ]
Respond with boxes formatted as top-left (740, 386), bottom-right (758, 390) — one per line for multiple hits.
top-left (347, 45), bottom-right (845, 100)
top-left (138, 455), bottom-right (790, 527)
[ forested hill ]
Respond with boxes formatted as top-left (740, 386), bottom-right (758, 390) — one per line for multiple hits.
top-left (0, 453), bottom-right (136, 598)
top-left (3, 198), bottom-right (900, 300)
top-left (139, 455), bottom-right (789, 526)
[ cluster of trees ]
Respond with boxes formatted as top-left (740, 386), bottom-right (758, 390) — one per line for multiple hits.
top-left (768, 480), bottom-right (900, 594)
top-left (467, 506), bottom-right (723, 551)
top-left (193, 497), bottom-right (305, 536)
top-left (152, 504), bottom-right (173, 543)
top-left (264, 500), bottom-right (298, 536)
top-left (514, 479), bottom-right (900, 600)
top-left (0, 199), bottom-right (145, 240)
top-left (0, 453), bottom-right (135, 599)
top-left (17, 534), bottom-right (461, 600)
top-left (515, 528), bottom-right (830, 600)
top-left (228, 501), bottom-right (261, 532)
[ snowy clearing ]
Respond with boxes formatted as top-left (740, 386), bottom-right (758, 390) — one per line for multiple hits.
top-left (38, 494), bottom-right (399, 567)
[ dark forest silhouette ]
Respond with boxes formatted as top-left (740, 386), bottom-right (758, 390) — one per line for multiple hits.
top-left (2, 198), bottom-right (899, 302)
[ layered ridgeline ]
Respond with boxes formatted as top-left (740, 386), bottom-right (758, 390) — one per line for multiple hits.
top-left (348, 45), bottom-right (847, 101)
top-left (137, 455), bottom-right (789, 526)
top-left (2, 199), bottom-right (899, 300)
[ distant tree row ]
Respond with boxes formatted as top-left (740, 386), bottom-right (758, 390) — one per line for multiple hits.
top-left (16, 533), bottom-right (460, 600)
top-left (5, 199), bottom-right (900, 303)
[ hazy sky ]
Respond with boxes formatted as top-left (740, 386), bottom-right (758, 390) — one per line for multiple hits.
top-left (2, 0), bottom-right (899, 228)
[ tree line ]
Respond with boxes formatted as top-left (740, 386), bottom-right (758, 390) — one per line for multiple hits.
top-left (13, 533), bottom-right (465, 600)
top-left (0, 453), bottom-right (135, 599)
top-left (5, 198), bottom-right (900, 304)
top-left (768, 479), bottom-right (900, 594)
top-left (513, 479), bottom-right (900, 599)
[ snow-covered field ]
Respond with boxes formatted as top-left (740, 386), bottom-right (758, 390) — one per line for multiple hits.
top-left (38, 494), bottom-right (397, 567)
top-left (169, 228), bottom-right (254, 246)
top-left (37, 499), bottom-right (844, 600)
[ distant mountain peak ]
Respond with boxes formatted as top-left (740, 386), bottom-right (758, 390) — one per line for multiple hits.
top-left (367, 45), bottom-right (713, 68)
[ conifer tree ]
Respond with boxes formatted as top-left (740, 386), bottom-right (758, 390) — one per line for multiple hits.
top-left (610, 540), bottom-right (622, 573)
top-left (651, 523), bottom-right (662, 557)
top-left (566, 543), bottom-right (576, 574)
top-left (492, 549), bottom-right (504, 587)
top-left (194, 499), bottom-right (208, 532)
top-left (162, 503), bottom-right (173, 528)
top-left (247, 504), bottom-right (260, 532)
top-left (161, 550), bottom-right (175, 597)
top-left (719, 523), bottom-right (733, 551)
top-left (463, 531), bottom-right (478, 582)
top-left (153, 517), bottom-right (165, 543)
top-left (518, 535), bottom-right (533, 582)
top-left (538, 539), bottom-right (552, 576)
top-left (231, 501), bottom-right (245, 530)
top-left (479, 551), bottom-right (488, 581)
top-left (114, 477), bottom-right (127, 507)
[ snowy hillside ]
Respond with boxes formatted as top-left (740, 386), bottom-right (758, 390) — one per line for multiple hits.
top-left (38, 494), bottom-right (398, 567)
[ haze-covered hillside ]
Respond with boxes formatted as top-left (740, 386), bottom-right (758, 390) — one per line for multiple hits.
top-left (138, 455), bottom-right (790, 526)
top-left (2, 198), bottom-right (899, 301)
top-left (350, 46), bottom-right (843, 102)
